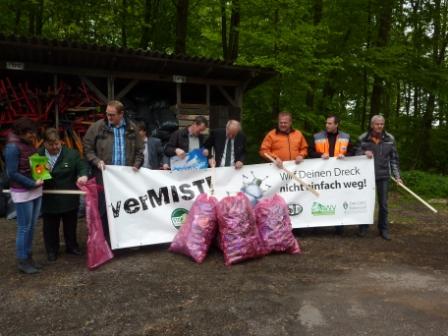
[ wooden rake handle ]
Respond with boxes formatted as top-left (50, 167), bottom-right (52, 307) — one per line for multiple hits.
top-left (391, 177), bottom-right (438, 214)
top-left (264, 153), bottom-right (319, 197)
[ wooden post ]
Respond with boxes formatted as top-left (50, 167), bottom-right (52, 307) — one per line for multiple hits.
top-left (176, 83), bottom-right (182, 105)
top-left (54, 74), bottom-right (59, 129)
top-left (206, 84), bottom-right (210, 107)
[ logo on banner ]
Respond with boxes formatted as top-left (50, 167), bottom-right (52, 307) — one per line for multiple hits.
top-left (311, 202), bottom-right (336, 216)
top-left (171, 208), bottom-right (189, 229)
top-left (241, 172), bottom-right (270, 206)
top-left (343, 201), bottom-right (367, 214)
top-left (288, 203), bottom-right (303, 216)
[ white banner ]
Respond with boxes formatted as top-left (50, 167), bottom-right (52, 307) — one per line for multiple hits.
top-left (103, 156), bottom-right (375, 249)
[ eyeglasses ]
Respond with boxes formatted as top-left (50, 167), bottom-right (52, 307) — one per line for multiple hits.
top-left (106, 113), bottom-right (118, 117)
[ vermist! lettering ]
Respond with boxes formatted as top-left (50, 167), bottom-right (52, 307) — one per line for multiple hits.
top-left (110, 176), bottom-right (211, 218)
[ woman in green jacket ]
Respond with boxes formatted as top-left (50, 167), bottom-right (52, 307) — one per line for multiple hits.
top-left (39, 128), bottom-right (88, 262)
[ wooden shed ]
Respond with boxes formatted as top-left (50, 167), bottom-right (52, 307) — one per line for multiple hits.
top-left (0, 34), bottom-right (276, 139)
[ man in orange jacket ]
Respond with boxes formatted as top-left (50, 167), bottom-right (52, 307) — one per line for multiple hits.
top-left (259, 111), bottom-right (308, 167)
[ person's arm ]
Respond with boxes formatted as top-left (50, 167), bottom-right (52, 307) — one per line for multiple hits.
top-left (345, 138), bottom-right (355, 157)
top-left (354, 133), bottom-right (367, 156)
top-left (390, 139), bottom-right (401, 180)
top-left (4, 144), bottom-right (39, 189)
top-left (203, 130), bottom-right (214, 158)
top-left (297, 133), bottom-right (308, 158)
top-left (164, 130), bottom-right (179, 157)
top-left (83, 123), bottom-right (101, 168)
top-left (133, 131), bottom-right (144, 170)
top-left (236, 133), bottom-right (246, 164)
top-left (259, 132), bottom-right (275, 160)
top-left (74, 150), bottom-right (89, 185)
top-left (307, 136), bottom-right (322, 158)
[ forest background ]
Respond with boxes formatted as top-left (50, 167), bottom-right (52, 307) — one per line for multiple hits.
top-left (1, 0), bottom-right (447, 196)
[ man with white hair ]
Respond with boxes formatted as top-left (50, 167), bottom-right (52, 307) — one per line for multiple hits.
top-left (356, 115), bottom-right (403, 240)
top-left (205, 120), bottom-right (246, 169)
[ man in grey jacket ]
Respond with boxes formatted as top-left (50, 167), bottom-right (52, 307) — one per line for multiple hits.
top-left (83, 100), bottom-right (144, 243)
top-left (356, 115), bottom-right (403, 240)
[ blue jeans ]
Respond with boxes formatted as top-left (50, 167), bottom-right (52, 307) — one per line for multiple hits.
top-left (15, 197), bottom-right (42, 260)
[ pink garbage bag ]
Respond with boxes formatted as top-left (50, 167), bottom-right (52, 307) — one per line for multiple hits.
top-left (217, 192), bottom-right (266, 266)
top-left (254, 194), bottom-right (300, 254)
top-left (169, 193), bottom-right (218, 263)
top-left (78, 178), bottom-right (114, 270)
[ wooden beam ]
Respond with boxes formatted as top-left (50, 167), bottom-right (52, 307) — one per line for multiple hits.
top-left (0, 61), bottom-right (242, 87)
top-left (116, 79), bottom-right (139, 100)
top-left (218, 86), bottom-right (237, 107)
top-left (79, 76), bottom-right (108, 104)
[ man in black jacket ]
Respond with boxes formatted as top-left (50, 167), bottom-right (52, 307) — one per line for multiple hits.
top-left (164, 116), bottom-right (208, 159)
top-left (205, 120), bottom-right (246, 169)
top-left (356, 115), bottom-right (403, 240)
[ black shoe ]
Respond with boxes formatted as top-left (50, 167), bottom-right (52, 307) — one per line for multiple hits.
top-left (66, 248), bottom-right (82, 256)
top-left (357, 228), bottom-right (368, 237)
top-left (27, 255), bottom-right (43, 269)
top-left (380, 230), bottom-right (391, 241)
top-left (18, 260), bottom-right (40, 274)
top-left (335, 226), bottom-right (344, 236)
top-left (47, 253), bottom-right (57, 262)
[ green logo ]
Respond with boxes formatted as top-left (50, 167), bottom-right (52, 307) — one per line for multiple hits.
top-left (311, 202), bottom-right (336, 216)
top-left (171, 208), bottom-right (189, 229)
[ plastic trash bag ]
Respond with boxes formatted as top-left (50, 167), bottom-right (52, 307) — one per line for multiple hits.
top-left (216, 192), bottom-right (265, 266)
top-left (169, 193), bottom-right (218, 263)
top-left (78, 178), bottom-right (113, 270)
top-left (254, 194), bottom-right (300, 255)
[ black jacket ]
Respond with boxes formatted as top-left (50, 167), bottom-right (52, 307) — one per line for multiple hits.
top-left (164, 128), bottom-right (206, 157)
top-left (143, 137), bottom-right (166, 170)
top-left (355, 131), bottom-right (400, 180)
top-left (204, 128), bottom-right (246, 166)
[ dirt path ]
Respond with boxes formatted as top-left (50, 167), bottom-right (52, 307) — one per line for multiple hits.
top-left (0, 193), bottom-right (447, 336)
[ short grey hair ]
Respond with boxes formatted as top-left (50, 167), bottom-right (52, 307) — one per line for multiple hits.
top-left (370, 115), bottom-right (385, 126)
top-left (226, 120), bottom-right (241, 129)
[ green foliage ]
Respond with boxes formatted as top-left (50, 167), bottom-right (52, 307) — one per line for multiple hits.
top-left (0, 0), bottom-right (447, 174)
top-left (396, 171), bottom-right (448, 199)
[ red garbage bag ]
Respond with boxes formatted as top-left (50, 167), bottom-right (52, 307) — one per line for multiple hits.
top-left (217, 192), bottom-right (266, 266)
top-left (254, 194), bottom-right (300, 255)
top-left (78, 178), bottom-right (114, 270)
top-left (169, 193), bottom-right (218, 263)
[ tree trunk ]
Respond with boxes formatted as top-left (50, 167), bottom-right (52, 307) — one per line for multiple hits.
top-left (369, 0), bottom-right (394, 117)
top-left (35, 0), bottom-right (44, 35)
top-left (14, 1), bottom-right (22, 35)
top-left (271, 7), bottom-right (280, 119)
top-left (175, 0), bottom-right (189, 54)
top-left (221, 0), bottom-right (240, 62)
top-left (140, 0), bottom-right (153, 49)
top-left (418, 0), bottom-right (447, 169)
top-left (122, 0), bottom-right (128, 47)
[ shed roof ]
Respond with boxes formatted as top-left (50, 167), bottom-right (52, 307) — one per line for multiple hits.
top-left (0, 34), bottom-right (276, 89)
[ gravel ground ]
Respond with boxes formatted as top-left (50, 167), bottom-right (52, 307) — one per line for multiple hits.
top-left (0, 192), bottom-right (447, 336)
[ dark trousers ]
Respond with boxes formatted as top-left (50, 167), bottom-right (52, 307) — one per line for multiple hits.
top-left (376, 179), bottom-right (389, 232)
top-left (43, 208), bottom-right (79, 254)
top-left (359, 179), bottom-right (389, 233)
top-left (98, 190), bottom-right (110, 245)
top-left (93, 171), bottom-right (110, 245)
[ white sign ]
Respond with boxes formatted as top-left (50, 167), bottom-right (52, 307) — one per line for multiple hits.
top-left (173, 75), bottom-right (187, 83)
top-left (103, 156), bottom-right (375, 249)
top-left (6, 62), bottom-right (25, 70)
